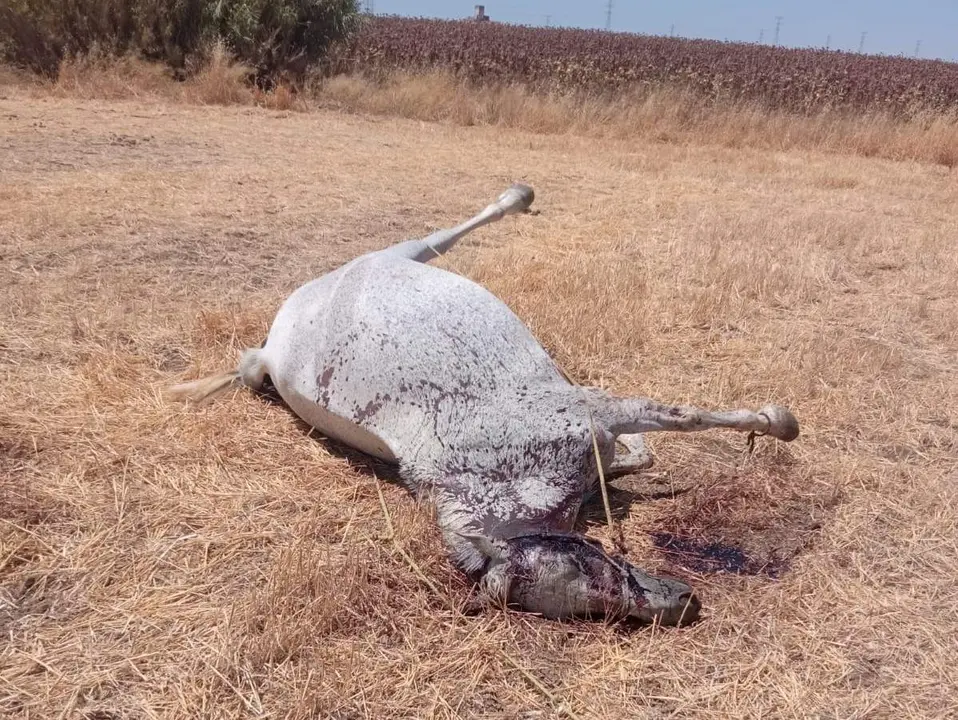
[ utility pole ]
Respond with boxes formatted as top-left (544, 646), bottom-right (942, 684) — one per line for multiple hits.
top-left (605, 0), bottom-right (613, 31)
top-left (914, 39), bottom-right (921, 57)
top-left (545, 14), bottom-right (551, 27)
top-left (670, 23), bottom-right (675, 37)
top-left (773, 16), bottom-right (783, 45)
top-left (826, 34), bottom-right (831, 50)
top-left (858, 31), bottom-right (867, 53)
top-left (758, 29), bottom-right (764, 44)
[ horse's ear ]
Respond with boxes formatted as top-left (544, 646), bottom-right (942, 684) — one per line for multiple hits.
top-left (457, 532), bottom-right (508, 562)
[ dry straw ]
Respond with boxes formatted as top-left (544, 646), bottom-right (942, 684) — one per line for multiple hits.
top-left (2, 81), bottom-right (956, 718)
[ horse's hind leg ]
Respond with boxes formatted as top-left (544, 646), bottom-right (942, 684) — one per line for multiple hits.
top-left (376, 183), bottom-right (534, 263)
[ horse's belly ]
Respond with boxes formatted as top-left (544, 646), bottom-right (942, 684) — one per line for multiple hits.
top-left (262, 254), bottom-right (566, 462)
top-left (280, 384), bottom-right (400, 463)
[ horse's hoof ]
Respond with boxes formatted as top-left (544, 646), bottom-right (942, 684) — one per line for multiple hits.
top-left (497, 183), bottom-right (535, 214)
top-left (758, 404), bottom-right (800, 442)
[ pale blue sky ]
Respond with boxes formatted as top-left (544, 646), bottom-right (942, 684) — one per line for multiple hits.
top-left (368, 1), bottom-right (958, 62)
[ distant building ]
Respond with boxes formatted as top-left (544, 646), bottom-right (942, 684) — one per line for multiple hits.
top-left (473, 5), bottom-right (490, 21)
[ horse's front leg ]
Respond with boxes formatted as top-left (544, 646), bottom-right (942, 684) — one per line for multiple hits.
top-left (589, 391), bottom-right (799, 443)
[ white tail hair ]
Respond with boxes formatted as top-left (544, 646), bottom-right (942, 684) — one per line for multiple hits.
top-left (164, 347), bottom-right (269, 404)
top-left (164, 370), bottom-right (241, 404)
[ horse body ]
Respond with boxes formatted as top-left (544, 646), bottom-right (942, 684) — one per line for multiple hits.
top-left (169, 183), bottom-right (800, 626)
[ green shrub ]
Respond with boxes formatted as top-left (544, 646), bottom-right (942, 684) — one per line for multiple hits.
top-left (215, 0), bottom-right (361, 87)
top-left (0, 0), bottom-right (362, 85)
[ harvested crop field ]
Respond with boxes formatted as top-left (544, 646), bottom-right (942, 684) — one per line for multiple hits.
top-left (344, 16), bottom-right (958, 114)
top-left (1, 91), bottom-right (957, 719)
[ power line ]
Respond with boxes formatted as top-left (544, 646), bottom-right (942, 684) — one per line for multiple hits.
top-left (773, 16), bottom-right (783, 45)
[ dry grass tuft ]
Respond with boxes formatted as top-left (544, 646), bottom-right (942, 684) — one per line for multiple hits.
top-left (253, 82), bottom-right (308, 112)
top-left (49, 50), bottom-right (178, 101)
top-left (183, 41), bottom-right (254, 107)
top-left (3, 43), bottom-right (257, 106)
top-left (1, 90), bottom-right (956, 718)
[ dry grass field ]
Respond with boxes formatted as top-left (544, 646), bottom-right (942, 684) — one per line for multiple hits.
top-left (1, 78), bottom-right (957, 719)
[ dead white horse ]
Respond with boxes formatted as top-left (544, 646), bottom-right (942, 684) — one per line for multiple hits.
top-left (168, 183), bottom-right (799, 626)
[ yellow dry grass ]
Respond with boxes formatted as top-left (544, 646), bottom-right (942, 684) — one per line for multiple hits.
top-left (4, 57), bottom-right (958, 167)
top-left (316, 71), bottom-right (958, 168)
top-left (2, 48), bottom-right (305, 111)
top-left (1, 83), bottom-right (956, 719)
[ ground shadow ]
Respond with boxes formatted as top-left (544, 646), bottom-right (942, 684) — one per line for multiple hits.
top-left (577, 480), bottom-right (691, 530)
top-left (253, 377), bottom-right (407, 489)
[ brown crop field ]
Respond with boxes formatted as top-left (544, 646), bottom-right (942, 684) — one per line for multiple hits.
top-left (1, 63), bottom-right (957, 719)
top-left (340, 16), bottom-right (958, 115)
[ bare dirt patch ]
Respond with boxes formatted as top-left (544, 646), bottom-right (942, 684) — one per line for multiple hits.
top-left (1, 95), bottom-right (956, 718)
